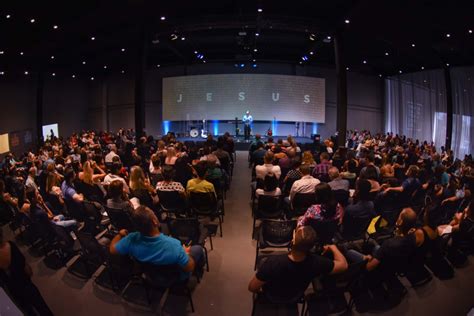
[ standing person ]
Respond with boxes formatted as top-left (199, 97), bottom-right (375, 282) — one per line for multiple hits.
top-left (243, 110), bottom-right (253, 141)
top-left (0, 229), bottom-right (54, 316)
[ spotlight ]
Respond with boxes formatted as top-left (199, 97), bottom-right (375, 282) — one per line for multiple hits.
top-left (160, 16), bottom-right (166, 21)
top-left (346, 67), bottom-right (349, 70)
top-left (421, 66), bottom-right (425, 70)
top-left (327, 36), bottom-right (331, 40)
top-left (310, 51), bottom-right (314, 55)
top-left (24, 71), bottom-right (29, 75)
top-left (446, 63), bottom-right (450, 67)
top-left (52, 73), bottom-right (56, 77)
top-left (257, 8), bottom-right (263, 13)
top-left (121, 70), bottom-right (125, 74)
top-left (240, 63), bottom-right (245, 68)
top-left (6, 14), bottom-right (10, 19)
top-left (255, 32), bottom-right (260, 37)
top-left (379, 74), bottom-right (382, 77)
top-left (470, 30), bottom-right (473, 34)
top-left (302, 56), bottom-right (308, 61)
top-left (203, 60), bottom-right (206, 63)
top-left (0, 71), bottom-right (4, 75)
top-left (411, 43), bottom-right (415, 47)
top-left (30, 18), bottom-right (35, 23)
top-left (82, 61), bottom-right (86, 65)
top-left (299, 61), bottom-right (303, 64)
top-left (253, 48), bottom-right (258, 52)
top-left (252, 63), bottom-right (257, 68)
top-left (181, 37), bottom-right (186, 41)
top-left (385, 52), bottom-right (389, 56)
top-left (194, 51), bottom-right (198, 54)
top-left (103, 65), bottom-right (107, 69)
top-left (363, 60), bottom-right (367, 64)
top-left (399, 70), bottom-right (403, 73)
top-left (50, 55), bottom-right (55, 59)
top-left (252, 59), bottom-right (256, 62)
top-left (0, 51), bottom-right (4, 55)
top-left (121, 48), bottom-right (125, 52)
top-left (345, 19), bottom-right (350, 24)
top-left (90, 77), bottom-right (94, 80)
top-left (72, 74), bottom-right (76, 78)
top-left (446, 33), bottom-right (451, 38)
top-left (53, 25), bottom-right (58, 29)
top-left (91, 36), bottom-right (95, 40)
top-left (20, 52), bottom-right (24, 56)
top-left (156, 64), bottom-right (161, 68)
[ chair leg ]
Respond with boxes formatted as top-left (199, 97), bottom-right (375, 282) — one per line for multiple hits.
top-left (251, 295), bottom-right (257, 316)
top-left (209, 235), bottom-right (214, 250)
top-left (204, 246), bottom-right (210, 272)
top-left (252, 218), bottom-right (256, 239)
top-left (187, 287), bottom-right (195, 313)
top-left (219, 217), bottom-right (223, 237)
top-left (254, 244), bottom-right (259, 270)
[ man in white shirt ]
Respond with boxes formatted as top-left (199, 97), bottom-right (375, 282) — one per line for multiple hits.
top-left (289, 164), bottom-right (320, 201)
top-left (105, 144), bottom-right (119, 163)
top-left (255, 151), bottom-right (281, 180)
top-left (25, 167), bottom-right (38, 192)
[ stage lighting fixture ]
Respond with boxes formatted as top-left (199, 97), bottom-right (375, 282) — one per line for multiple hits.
top-left (53, 25), bottom-right (58, 29)
top-left (257, 8), bottom-right (263, 13)
top-left (121, 70), bottom-right (125, 74)
top-left (20, 52), bottom-right (24, 56)
top-left (446, 33), bottom-right (451, 38)
top-left (24, 71), bottom-right (28, 75)
top-left (252, 59), bottom-right (256, 62)
top-left (470, 30), bottom-right (473, 34)
top-left (171, 34), bottom-right (178, 40)
top-left (446, 63), bottom-right (450, 67)
top-left (345, 19), bottom-right (350, 24)
top-left (240, 63), bottom-right (245, 68)
top-left (0, 51), bottom-right (4, 55)
top-left (156, 64), bottom-right (161, 68)
top-left (411, 43), bottom-right (415, 47)
top-left (399, 70), bottom-right (403, 73)
top-left (363, 60), bottom-right (367, 64)
top-left (309, 34), bottom-right (316, 41)
top-left (51, 55), bottom-right (54, 59)
top-left (238, 31), bottom-right (247, 36)
top-left (310, 51), bottom-right (314, 55)
top-left (194, 51), bottom-right (198, 54)
top-left (181, 37), bottom-right (186, 41)
top-left (82, 61), bottom-right (86, 65)
top-left (255, 32), bottom-right (260, 37)
top-left (30, 18), bottom-right (35, 23)
top-left (252, 63), bottom-right (257, 68)
top-left (121, 48), bottom-right (125, 52)
top-left (72, 75), bottom-right (76, 78)
top-left (385, 52), bottom-right (389, 56)
top-left (253, 48), bottom-right (258, 52)
top-left (160, 16), bottom-right (166, 21)
top-left (346, 67), bottom-right (349, 70)
top-left (302, 56), bottom-right (308, 61)
top-left (424, 80), bottom-right (427, 83)
top-left (299, 61), bottom-right (303, 64)
top-left (91, 36), bottom-right (95, 40)
top-left (52, 73), bottom-right (56, 77)
top-left (103, 65), bottom-right (107, 69)
top-left (0, 71), bottom-right (4, 75)
top-left (203, 60), bottom-right (206, 63)
top-left (90, 77), bottom-right (94, 80)
top-left (327, 36), bottom-right (331, 40)
top-left (379, 74), bottom-right (382, 77)
top-left (421, 66), bottom-right (425, 70)
top-left (6, 15), bottom-right (10, 19)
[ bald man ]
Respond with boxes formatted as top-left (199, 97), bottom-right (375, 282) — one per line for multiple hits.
top-left (345, 207), bottom-right (424, 271)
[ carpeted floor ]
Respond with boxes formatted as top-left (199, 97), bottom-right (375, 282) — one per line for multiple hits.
top-left (3, 151), bottom-right (474, 316)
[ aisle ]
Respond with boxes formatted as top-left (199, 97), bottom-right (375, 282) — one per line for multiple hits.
top-left (191, 151), bottom-right (255, 315)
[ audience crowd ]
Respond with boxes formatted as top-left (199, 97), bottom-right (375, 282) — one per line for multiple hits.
top-left (0, 128), bottom-right (473, 314)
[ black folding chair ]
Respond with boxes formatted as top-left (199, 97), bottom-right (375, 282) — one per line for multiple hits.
top-left (308, 219), bottom-right (338, 247)
top-left (167, 216), bottom-right (211, 272)
top-left (106, 206), bottom-right (135, 232)
top-left (189, 192), bottom-right (223, 237)
top-left (157, 190), bottom-right (188, 217)
top-left (252, 195), bottom-right (284, 239)
top-left (255, 219), bottom-right (297, 270)
top-left (338, 214), bottom-right (373, 242)
top-left (68, 231), bottom-right (107, 280)
top-left (333, 189), bottom-right (349, 207)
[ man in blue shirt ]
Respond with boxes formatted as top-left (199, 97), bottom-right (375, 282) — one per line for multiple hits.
top-left (243, 110), bottom-right (253, 141)
top-left (109, 205), bottom-right (204, 279)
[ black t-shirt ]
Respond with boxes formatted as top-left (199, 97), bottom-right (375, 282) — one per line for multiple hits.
top-left (256, 254), bottom-right (334, 302)
top-left (374, 233), bottom-right (417, 272)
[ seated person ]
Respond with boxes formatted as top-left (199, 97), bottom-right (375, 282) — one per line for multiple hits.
top-left (256, 173), bottom-right (282, 197)
top-left (187, 161), bottom-right (216, 195)
top-left (26, 188), bottom-right (77, 230)
top-left (345, 207), bottom-right (424, 272)
top-left (251, 143), bottom-right (266, 166)
top-left (61, 167), bottom-right (84, 204)
top-left (450, 202), bottom-right (474, 252)
top-left (312, 152), bottom-right (332, 182)
top-left (109, 205), bottom-right (205, 278)
top-left (288, 164), bottom-right (320, 202)
top-left (206, 155), bottom-right (224, 183)
top-left (283, 160), bottom-right (303, 194)
top-left (106, 180), bottom-right (134, 213)
top-left (345, 179), bottom-right (375, 218)
top-left (298, 183), bottom-right (344, 226)
top-left (129, 166), bottom-right (158, 211)
top-left (328, 167), bottom-right (349, 192)
top-left (248, 226), bottom-right (348, 301)
top-left (103, 161), bottom-right (130, 193)
top-left (156, 165), bottom-right (186, 196)
top-left (255, 151), bottom-right (281, 181)
top-left (383, 165), bottom-right (421, 203)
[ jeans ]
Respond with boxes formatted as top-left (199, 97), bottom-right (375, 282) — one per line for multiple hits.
top-left (52, 214), bottom-right (78, 229)
top-left (189, 245), bottom-right (205, 270)
top-left (345, 244), bottom-right (381, 264)
top-left (244, 124), bottom-right (251, 140)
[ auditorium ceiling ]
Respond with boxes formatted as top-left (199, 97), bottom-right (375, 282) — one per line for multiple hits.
top-left (0, 0), bottom-right (473, 78)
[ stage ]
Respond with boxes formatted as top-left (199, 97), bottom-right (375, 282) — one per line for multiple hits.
top-left (176, 135), bottom-right (314, 150)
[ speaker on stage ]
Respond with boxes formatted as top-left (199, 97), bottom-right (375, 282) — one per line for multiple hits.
top-left (311, 134), bottom-right (321, 143)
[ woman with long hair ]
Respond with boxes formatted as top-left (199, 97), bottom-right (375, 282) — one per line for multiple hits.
top-left (298, 183), bottom-right (344, 226)
top-left (164, 146), bottom-right (178, 166)
top-left (129, 165), bottom-right (158, 210)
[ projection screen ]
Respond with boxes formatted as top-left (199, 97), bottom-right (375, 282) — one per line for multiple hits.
top-left (162, 74), bottom-right (325, 122)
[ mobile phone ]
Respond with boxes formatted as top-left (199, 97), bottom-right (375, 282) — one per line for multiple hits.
top-left (186, 240), bottom-right (193, 247)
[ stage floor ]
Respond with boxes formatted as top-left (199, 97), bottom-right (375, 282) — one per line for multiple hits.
top-left (176, 135), bottom-right (313, 150)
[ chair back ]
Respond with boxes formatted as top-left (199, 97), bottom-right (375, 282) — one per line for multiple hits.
top-left (65, 198), bottom-right (85, 222)
top-left (341, 214), bottom-right (372, 241)
top-left (255, 195), bottom-right (282, 219)
top-left (218, 155), bottom-right (231, 175)
top-left (189, 192), bottom-right (218, 216)
top-left (76, 231), bottom-right (106, 263)
top-left (292, 193), bottom-right (316, 216)
top-left (167, 217), bottom-right (201, 245)
top-left (140, 263), bottom-right (182, 288)
top-left (50, 223), bottom-right (75, 250)
top-left (309, 219), bottom-right (338, 245)
top-left (106, 207), bottom-right (135, 231)
top-left (260, 219), bottom-right (297, 247)
top-left (157, 190), bottom-right (187, 214)
top-left (333, 189), bottom-right (349, 207)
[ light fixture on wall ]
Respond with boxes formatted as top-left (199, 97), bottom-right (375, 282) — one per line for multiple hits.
top-left (90, 77), bottom-right (94, 80)
top-left (160, 16), bottom-right (166, 21)
top-left (53, 25), bottom-right (58, 29)
top-left (82, 61), bottom-right (86, 65)
top-left (91, 36), bottom-right (95, 41)
top-left (20, 52), bottom-right (24, 56)
top-left (50, 55), bottom-right (55, 59)
top-left (0, 51), bottom-right (4, 55)
top-left (103, 65), bottom-right (107, 69)
top-left (51, 73), bottom-right (56, 77)
top-left (6, 14), bottom-right (11, 19)
top-left (363, 60), bottom-right (367, 64)
top-left (385, 52), bottom-right (389, 56)
top-left (411, 43), bottom-right (415, 47)
top-left (72, 74), bottom-right (76, 78)
top-left (344, 19), bottom-right (350, 24)
top-left (257, 8), bottom-right (263, 13)
top-left (24, 71), bottom-right (29, 75)
top-left (30, 18), bottom-right (35, 23)
top-left (446, 33), bottom-right (451, 38)
top-left (121, 48), bottom-right (125, 52)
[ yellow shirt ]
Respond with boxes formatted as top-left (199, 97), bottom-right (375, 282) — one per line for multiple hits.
top-left (186, 178), bottom-right (215, 194)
